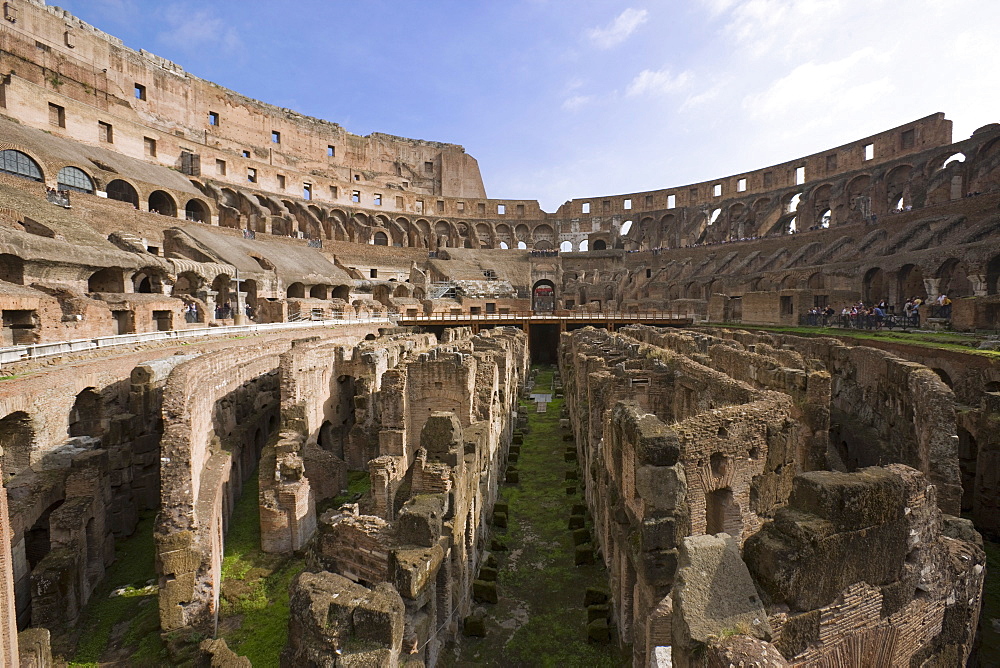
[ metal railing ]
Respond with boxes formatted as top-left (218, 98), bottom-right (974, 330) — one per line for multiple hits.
top-left (0, 313), bottom-right (395, 365)
top-left (394, 310), bottom-right (693, 322)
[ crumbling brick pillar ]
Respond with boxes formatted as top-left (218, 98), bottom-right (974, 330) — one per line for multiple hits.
top-left (259, 433), bottom-right (316, 553)
top-left (0, 454), bottom-right (18, 667)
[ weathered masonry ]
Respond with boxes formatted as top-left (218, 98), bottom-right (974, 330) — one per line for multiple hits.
top-left (561, 326), bottom-right (984, 666)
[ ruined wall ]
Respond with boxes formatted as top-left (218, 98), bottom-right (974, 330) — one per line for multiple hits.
top-left (560, 327), bottom-right (807, 665)
top-left (0, 456), bottom-right (17, 667)
top-left (306, 327), bottom-right (527, 666)
top-left (702, 327), bottom-right (963, 515)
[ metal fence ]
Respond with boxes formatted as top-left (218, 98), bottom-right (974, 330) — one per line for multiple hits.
top-left (0, 314), bottom-right (395, 365)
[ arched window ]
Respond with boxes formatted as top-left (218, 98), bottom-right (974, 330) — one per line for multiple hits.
top-left (373, 231), bottom-right (389, 246)
top-left (560, 240), bottom-right (573, 252)
top-left (593, 239), bottom-right (607, 250)
top-left (0, 150), bottom-right (43, 182)
top-left (579, 240), bottom-right (589, 252)
top-left (620, 220), bottom-right (633, 235)
top-left (107, 180), bottom-right (139, 207)
top-left (57, 166), bottom-right (94, 193)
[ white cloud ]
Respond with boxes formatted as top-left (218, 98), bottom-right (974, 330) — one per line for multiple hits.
top-left (562, 94), bottom-right (594, 111)
top-left (587, 8), bottom-right (649, 49)
top-left (626, 68), bottom-right (691, 97)
top-left (157, 5), bottom-right (243, 57)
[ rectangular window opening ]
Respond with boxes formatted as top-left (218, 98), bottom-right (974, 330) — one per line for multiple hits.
top-left (272, 130), bottom-right (281, 144)
top-left (477, 202), bottom-right (485, 215)
top-left (241, 149), bottom-right (250, 158)
top-left (645, 195), bottom-right (653, 208)
top-left (134, 83), bottom-right (146, 100)
top-left (624, 198), bottom-right (632, 210)
top-left (374, 193), bottom-right (382, 206)
top-left (737, 178), bottom-right (747, 192)
top-left (416, 200), bottom-right (424, 213)
top-left (330, 186), bottom-right (339, 199)
top-left (516, 204), bottom-right (525, 215)
top-left (457, 201), bottom-right (465, 212)
top-left (98, 121), bottom-right (113, 143)
top-left (498, 204), bottom-right (506, 215)
top-left (826, 154), bottom-right (837, 172)
top-left (763, 171), bottom-right (774, 188)
top-left (216, 159), bottom-right (227, 176)
top-left (713, 184), bottom-right (722, 197)
top-left (304, 183), bottom-right (312, 200)
top-left (582, 202), bottom-right (591, 214)
top-left (667, 194), bottom-right (676, 209)
top-left (795, 166), bottom-right (805, 185)
top-left (247, 168), bottom-right (257, 183)
top-left (689, 187), bottom-right (698, 202)
top-left (901, 128), bottom-right (915, 149)
top-left (143, 136), bottom-right (157, 157)
top-left (209, 111), bottom-right (219, 126)
top-left (370, 268), bottom-right (378, 278)
top-left (424, 161), bottom-right (434, 173)
top-left (351, 190), bottom-right (361, 203)
top-left (277, 174), bottom-right (286, 189)
top-left (395, 196), bottom-right (404, 208)
top-left (436, 200), bottom-right (445, 213)
top-left (780, 295), bottom-right (793, 315)
top-left (602, 200), bottom-right (610, 212)
top-left (48, 102), bottom-right (65, 128)
top-left (327, 145), bottom-right (335, 157)
top-left (863, 143), bottom-right (874, 160)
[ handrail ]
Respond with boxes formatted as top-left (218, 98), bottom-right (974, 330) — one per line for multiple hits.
top-left (394, 311), bottom-right (692, 321)
top-left (0, 314), bottom-right (395, 366)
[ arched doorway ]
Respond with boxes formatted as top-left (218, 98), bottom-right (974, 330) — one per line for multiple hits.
top-left (148, 190), bottom-right (177, 216)
top-left (863, 267), bottom-right (885, 304)
top-left (0, 411), bottom-right (33, 477)
top-left (69, 388), bottom-right (104, 439)
top-left (532, 280), bottom-right (555, 312)
top-left (592, 239), bottom-right (607, 250)
top-left (185, 199), bottom-right (209, 222)
top-left (0, 254), bottom-right (25, 285)
top-left (897, 264), bottom-right (926, 302)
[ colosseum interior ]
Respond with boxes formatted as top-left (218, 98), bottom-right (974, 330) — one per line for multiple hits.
top-left (0, 2), bottom-right (998, 667)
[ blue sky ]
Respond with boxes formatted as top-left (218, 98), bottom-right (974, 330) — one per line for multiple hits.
top-left (56, 0), bottom-right (1000, 211)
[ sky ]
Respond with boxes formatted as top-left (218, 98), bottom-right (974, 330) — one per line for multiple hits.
top-left (53, 0), bottom-right (1000, 212)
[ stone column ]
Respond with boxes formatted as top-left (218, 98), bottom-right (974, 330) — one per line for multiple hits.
top-left (968, 274), bottom-right (988, 297)
top-left (0, 451), bottom-right (19, 667)
top-left (923, 277), bottom-right (941, 303)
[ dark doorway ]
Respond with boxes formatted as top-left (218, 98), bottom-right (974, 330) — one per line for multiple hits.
top-left (529, 324), bottom-right (559, 363)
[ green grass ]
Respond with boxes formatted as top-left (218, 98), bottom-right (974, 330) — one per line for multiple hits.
top-left (710, 323), bottom-right (1000, 358)
top-left (65, 511), bottom-right (168, 666)
top-left (217, 471), bottom-right (304, 667)
top-left (318, 470), bottom-right (371, 514)
top-left (451, 366), bottom-right (629, 667)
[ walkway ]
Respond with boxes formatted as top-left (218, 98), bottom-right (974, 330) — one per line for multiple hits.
top-left (449, 366), bottom-right (628, 667)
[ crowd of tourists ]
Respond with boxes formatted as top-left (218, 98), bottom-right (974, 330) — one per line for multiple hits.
top-left (804, 294), bottom-right (952, 329)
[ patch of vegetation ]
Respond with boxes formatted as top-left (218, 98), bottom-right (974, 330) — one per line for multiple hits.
top-left (318, 470), bottom-right (371, 515)
top-left (451, 365), bottom-right (630, 666)
top-left (218, 470), bottom-right (305, 667)
top-left (64, 511), bottom-right (168, 666)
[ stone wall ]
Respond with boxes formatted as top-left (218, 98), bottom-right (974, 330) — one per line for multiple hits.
top-left (305, 327), bottom-right (527, 665)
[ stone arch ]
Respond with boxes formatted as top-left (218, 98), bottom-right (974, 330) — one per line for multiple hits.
top-left (148, 190), bottom-right (177, 217)
top-left (286, 282), bottom-right (305, 299)
top-left (885, 164), bottom-right (913, 209)
top-left (332, 285), bottom-right (351, 301)
top-left (937, 258), bottom-right (972, 298)
top-left (592, 239), bottom-right (607, 250)
top-left (0, 410), bottom-right (34, 477)
top-left (807, 272), bottom-right (825, 290)
top-left (897, 264), bottom-right (926, 302)
top-left (184, 199), bottom-right (210, 223)
top-left (532, 279), bottom-right (555, 312)
top-left (132, 268), bottom-right (165, 294)
top-left (106, 179), bottom-right (139, 207)
top-left (68, 387), bottom-right (104, 439)
top-left (0, 149), bottom-right (43, 182)
top-left (559, 240), bottom-right (573, 252)
top-left (373, 231), bottom-right (389, 246)
top-left (88, 267), bottom-right (125, 293)
top-left (173, 271), bottom-right (204, 297)
top-left (988, 253), bottom-right (1000, 296)
top-left (310, 284), bottom-right (330, 299)
top-left (863, 267), bottom-right (886, 304)
top-left (0, 253), bottom-right (25, 285)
